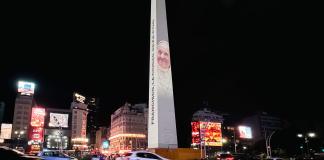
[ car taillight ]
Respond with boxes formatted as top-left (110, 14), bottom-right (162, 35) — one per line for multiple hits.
top-left (226, 158), bottom-right (234, 160)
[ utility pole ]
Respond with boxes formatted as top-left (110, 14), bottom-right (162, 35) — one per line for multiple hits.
top-left (233, 128), bottom-right (237, 153)
top-left (265, 129), bottom-right (276, 158)
top-left (268, 131), bottom-right (276, 158)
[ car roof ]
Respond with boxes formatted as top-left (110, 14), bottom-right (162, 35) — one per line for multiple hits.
top-left (128, 150), bottom-right (154, 154)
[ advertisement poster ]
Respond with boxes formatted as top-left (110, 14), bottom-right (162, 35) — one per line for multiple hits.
top-left (18, 81), bottom-right (35, 95)
top-left (191, 122), bottom-right (200, 144)
top-left (238, 126), bottom-right (252, 139)
top-left (30, 108), bottom-right (45, 127)
top-left (49, 113), bottom-right (69, 128)
top-left (200, 122), bottom-right (222, 146)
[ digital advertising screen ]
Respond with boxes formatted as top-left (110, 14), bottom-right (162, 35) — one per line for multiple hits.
top-left (74, 93), bottom-right (85, 103)
top-left (30, 108), bottom-right (45, 127)
top-left (102, 140), bottom-right (109, 149)
top-left (200, 122), bottom-right (222, 146)
top-left (0, 123), bottom-right (12, 139)
top-left (18, 81), bottom-right (35, 95)
top-left (191, 121), bottom-right (200, 144)
top-left (29, 127), bottom-right (44, 142)
top-left (238, 126), bottom-right (252, 139)
top-left (49, 113), bottom-right (69, 128)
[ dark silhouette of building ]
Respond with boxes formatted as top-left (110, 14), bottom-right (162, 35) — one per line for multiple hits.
top-left (86, 97), bottom-right (99, 148)
top-left (0, 102), bottom-right (4, 124)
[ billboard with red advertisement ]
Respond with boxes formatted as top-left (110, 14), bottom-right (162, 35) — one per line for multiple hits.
top-left (28, 107), bottom-right (45, 154)
top-left (29, 127), bottom-right (44, 142)
top-left (81, 112), bottom-right (87, 137)
top-left (203, 122), bottom-right (222, 146)
top-left (191, 121), bottom-right (222, 146)
top-left (30, 108), bottom-right (46, 127)
top-left (191, 122), bottom-right (200, 144)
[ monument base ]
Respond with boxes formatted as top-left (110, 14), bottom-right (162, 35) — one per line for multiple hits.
top-left (148, 148), bottom-right (204, 160)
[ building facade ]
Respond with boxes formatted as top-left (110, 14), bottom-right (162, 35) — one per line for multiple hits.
top-left (12, 95), bottom-right (34, 139)
top-left (71, 101), bottom-right (88, 149)
top-left (0, 102), bottom-right (4, 125)
top-left (192, 108), bottom-right (224, 123)
top-left (241, 111), bottom-right (282, 142)
top-left (87, 97), bottom-right (99, 148)
top-left (95, 127), bottom-right (109, 151)
top-left (109, 103), bottom-right (148, 154)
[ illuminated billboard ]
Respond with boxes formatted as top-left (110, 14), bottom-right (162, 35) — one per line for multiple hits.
top-left (191, 121), bottom-right (222, 146)
top-left (49, 113), bottom-right (69, 128)
top-left (31, 108), bottom-right (46, 127)
top-left (238, 126), bottom-right (252, 139)
top-left (191, 122), bottom-right (200, 144)
top-left (74, 93), bottom-right (85, 103)
top-left (201, 122), bottom-right (222, 146)
top-left (102, 140), bottom-right (109, 149)
top-left (29, 127), bottom-right (44, 142)
top-left (18, 81), bottom-right (35, 95)
top-left (81, 112), bottom-right (87, 137)
top-left (0, 123), bottom-right (12, 139)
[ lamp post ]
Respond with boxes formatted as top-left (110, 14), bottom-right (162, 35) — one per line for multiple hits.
top-left (14, 130), bottom-right (25, 149)
top-left (264, 129), bottom-right (276, 158)
top-left (297, 132), bottom-right (316, 158)
top-left (233, 127), bottom-right (237, 153)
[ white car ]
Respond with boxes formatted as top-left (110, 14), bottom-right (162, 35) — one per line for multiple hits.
top-left (116, 151), bottom-right (168, 160)
top-left (37, 150), bottom-right (78, 160)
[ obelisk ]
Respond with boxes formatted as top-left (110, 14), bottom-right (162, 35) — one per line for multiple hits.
top-left (148, 0), bottom-right (178, 149)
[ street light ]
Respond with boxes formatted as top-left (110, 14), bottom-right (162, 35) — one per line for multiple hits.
top-left (222, 138), bottom-right (227, 144)
top-left (297, 132), bottom-right (316, 158)
top-left (14, 130), bottom-right (25, 148)
top-left (265, 130), bottom-right (276, 158)
top-left (308, 133), bottom-right (315, 138)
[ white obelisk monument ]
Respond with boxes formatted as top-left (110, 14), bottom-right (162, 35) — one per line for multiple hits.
top-left (148, 0), bottom-right (178, 149)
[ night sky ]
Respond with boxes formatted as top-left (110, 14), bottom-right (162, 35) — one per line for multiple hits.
top-left (1, 0), bottom-right (322, 147)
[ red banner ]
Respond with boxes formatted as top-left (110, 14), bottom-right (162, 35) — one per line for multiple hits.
top-left (191, 122), bottom-right (200, 144)
top-left (30, 108), bottom-right (45, 127)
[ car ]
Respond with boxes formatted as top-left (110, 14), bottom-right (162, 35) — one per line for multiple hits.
top-left (116, 151), bottom-right (168, 160)
top-left (266, 158), bottom-right (284, 160)
top-left (232, 153), bottom-right (248, 160)
top-left (91, 154), bottom-right (107, 160)
top-left (216, 153), bottom-right (234, 160)
top-left (37, 150), bottom-right (78, 160)
top-left (0, 146), bottom-right (43, 160)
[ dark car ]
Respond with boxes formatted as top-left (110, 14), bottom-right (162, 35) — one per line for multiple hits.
top-left (216, 153), bottom-right (234, 160)
top-left (0, 146), bottom-right (43, 160)
top-left (232, 153), bottom-right (248, 160)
